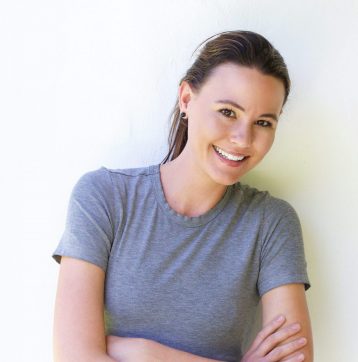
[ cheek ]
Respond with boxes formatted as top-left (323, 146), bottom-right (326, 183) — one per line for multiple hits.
top-left (256, 132), bottom-right (275, 155)
top-left (189, 115), bottom-right (224, 143)
top-left (205, 113), bottom-right (228, 136)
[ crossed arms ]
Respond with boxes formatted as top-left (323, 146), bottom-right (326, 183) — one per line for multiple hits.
top-left (53, 257), bottom-right (313, 361)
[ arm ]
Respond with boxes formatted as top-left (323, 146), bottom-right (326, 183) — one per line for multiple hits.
top-left (53, 256), bottom-right (116, 362)
top-left (261, 283), bottom-right (313, 361)
top-left (108, 318), bottom-right (306, 362)
top-left (106, 335), bottom-right (223, 362)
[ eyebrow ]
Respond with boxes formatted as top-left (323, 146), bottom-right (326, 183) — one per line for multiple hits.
top-left (215, 99), bottom-right (279, 122)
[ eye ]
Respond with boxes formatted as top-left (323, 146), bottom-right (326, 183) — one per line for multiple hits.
top-left (218, 108), bottom-right (236, 118)
top-left (256, 120), bottom-right (272, 128)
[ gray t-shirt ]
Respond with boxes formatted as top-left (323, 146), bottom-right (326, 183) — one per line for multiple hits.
top-left (52, 163), bottom-right (310, 361)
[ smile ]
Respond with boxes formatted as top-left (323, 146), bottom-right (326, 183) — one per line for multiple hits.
top-left (213, 145), bottom-right (246, 162)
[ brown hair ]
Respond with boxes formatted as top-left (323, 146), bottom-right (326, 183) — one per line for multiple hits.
top-left (161, 30), bottom-right (291, 164)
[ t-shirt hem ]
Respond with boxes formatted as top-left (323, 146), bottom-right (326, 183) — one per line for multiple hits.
top-left (52, 249), bottom-right (107, 273)
top-left (258, 275), bottom-right (311, 297)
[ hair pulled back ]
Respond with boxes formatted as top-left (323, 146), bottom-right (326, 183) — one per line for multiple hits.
top-left (161, 30), bottom-right (291, 164)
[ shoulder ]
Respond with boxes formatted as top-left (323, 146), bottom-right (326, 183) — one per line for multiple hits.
top-left (234, 183), bottom-right (302, 239)
top-left (237, 182), bottom-right (298, 219)
top-left (71, 166), bottom-right (114, 200)
top-left (75, 166), bottom-right (111, 185)
top-left (103, 164), bottom-right (153, 178)
top-left (71, 164), bottom-right (157, 213)
top-left (73, 163), bottom-right (152, 194)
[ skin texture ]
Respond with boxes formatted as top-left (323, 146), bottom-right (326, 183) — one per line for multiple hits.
top-left (106, 335), bottom-right (223, 361)
top-left (160, 62), bottom-right (285, 217)
top-left (53, 256), bottom-right (117, 362)
top-left (53, 62), bottom-right (313, 361)
top-left (260, 284), bottom-right (313, 361)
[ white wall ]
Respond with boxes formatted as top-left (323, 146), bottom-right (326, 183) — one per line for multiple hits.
top-left (1, 0), bottom-right (356, 360)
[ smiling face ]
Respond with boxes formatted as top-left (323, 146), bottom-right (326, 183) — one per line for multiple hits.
top-left (178, 62), bottom-right (286, 186)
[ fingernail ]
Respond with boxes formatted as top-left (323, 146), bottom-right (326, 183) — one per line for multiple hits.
top-left (299, 337), bottom-right (307, 344)
top-left (291, 323), bottom-right (300, 331)
top-left (276, 315), bottom-right (285, 322)
top-left (297, 353), bottom-right (305, 361)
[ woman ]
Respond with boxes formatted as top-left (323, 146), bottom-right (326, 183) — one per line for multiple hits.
top-left (52, 30), bottom-right (313, 361)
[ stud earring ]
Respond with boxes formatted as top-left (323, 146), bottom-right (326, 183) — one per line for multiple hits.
top-left (180, 111), bottom-right (188, 120)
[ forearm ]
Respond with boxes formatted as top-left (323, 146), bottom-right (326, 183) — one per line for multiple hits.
top-left (106, 335), bottom-right (223, 362)
top-left (146, 339), bottom-right (223, 362)
top-left (166, 349), bottom-right (223, 362)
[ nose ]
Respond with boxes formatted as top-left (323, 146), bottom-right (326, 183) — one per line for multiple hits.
top-left (229, 121), bottom-right (252, 149)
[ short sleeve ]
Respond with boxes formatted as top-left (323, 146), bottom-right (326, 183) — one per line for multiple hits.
top-left (257, 197), bottom-right (311, 297)
top-left (52, 167), bottom-right (115, 273)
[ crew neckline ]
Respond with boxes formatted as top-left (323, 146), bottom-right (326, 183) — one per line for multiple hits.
top-left (149, 163), bottom-right (234, 227)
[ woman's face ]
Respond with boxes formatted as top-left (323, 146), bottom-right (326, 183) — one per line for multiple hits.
top-left (179, 62), bottom-right (285, 186)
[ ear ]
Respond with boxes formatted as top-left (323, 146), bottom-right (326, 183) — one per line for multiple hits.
top-left (178, 80), bottom-right (196, 113)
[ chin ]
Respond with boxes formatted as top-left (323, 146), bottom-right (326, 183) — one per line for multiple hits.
top-left (210, 172), bottom-right (242, 187)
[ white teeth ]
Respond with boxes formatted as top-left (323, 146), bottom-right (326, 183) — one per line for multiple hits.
top-left (214, 145), bottom-right (245, 161)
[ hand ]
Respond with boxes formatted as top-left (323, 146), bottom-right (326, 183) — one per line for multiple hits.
top-left (241, 315), bottom-right (307, 362)
top-left (106, 335), bottom-right (168, 362)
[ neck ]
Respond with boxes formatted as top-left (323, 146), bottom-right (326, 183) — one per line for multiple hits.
top-left (159, 149), bottom-right (228, 217)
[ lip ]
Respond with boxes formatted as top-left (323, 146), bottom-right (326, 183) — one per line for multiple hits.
top-left (213, 145), bottom-right (249, 158)
top-left (212, 145), bottom-right (248, 167)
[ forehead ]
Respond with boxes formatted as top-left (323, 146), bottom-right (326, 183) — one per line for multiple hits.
top-left (200, 62), bottom-right (285, 110)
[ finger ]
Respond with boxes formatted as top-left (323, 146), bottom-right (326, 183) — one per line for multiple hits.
top-left (280, 351), bottom-right (306, 362)
top-left (257, 322), bottom-right (302, 357)
top-left (265, 336), bottom-right (307, 361)
top-left (246, 315), bottom-right (286, 353)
